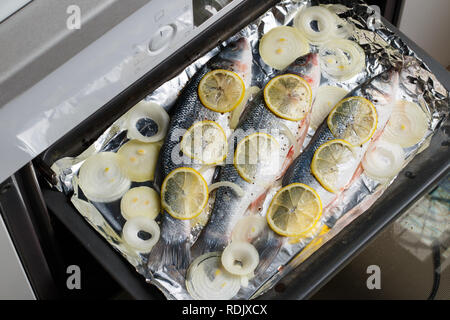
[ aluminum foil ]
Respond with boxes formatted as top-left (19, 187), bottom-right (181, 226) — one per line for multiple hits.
top-left (51, 0), bottom-right (449, 300)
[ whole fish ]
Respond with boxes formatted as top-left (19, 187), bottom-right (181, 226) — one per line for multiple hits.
top-left (282, 68), bottom-right (399, 214)
top-left (148, 38), bottom-right (253, 273)
top-left (191, 53), bottom-right (321, 259)
top-left (236, 68), bottom-right (400, 296)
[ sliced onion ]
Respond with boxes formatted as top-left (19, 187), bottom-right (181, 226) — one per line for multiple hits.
top-left (259, 26), bottom-right (310, 70)
top-left (209, 181), bottom-right (244, 197)
top-left (280, 122), bottom-right (300, 157)
top-left (122, 216), bottom-right (160, 253)
top-left (126, 101), bottom-right (169, 143)
top-left (230, 86), bottom-right (260, 129)
top-left (117, 140), bottom-right (160, 182)
top-left (120, 187), bottom-right (160, 220)
top-left (362, 140), bottom-right (405, 180)
top-left (382, 100), bottom-right (429, 148)
top-left (294, 6), bottom-right (339, 45)
top-left (333, 19), bottom-right (353, 39)
top-left (328, 6), bottom-right (354, 39)
top-left (186, 252), bottom-right (241, 300)
top-left (310, 86), bottom-right (349, 130)
top-left (319, 39), bottom-right (366, 81)
top-left (78, 152), bottom-right (131, 203)
top-left (221, 242), bottom-right (259, 276)
top-left (231, 215), bottom-right (267, 243)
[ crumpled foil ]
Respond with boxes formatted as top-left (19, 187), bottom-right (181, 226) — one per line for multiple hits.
top-left (51, 0), bottom-right (449, 300)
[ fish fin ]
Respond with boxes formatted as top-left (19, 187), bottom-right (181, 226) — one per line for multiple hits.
top-left (148, 238), bottom-right (191, 273)
top-left (191, 232), bottom-right (227, 258)
top-left (254, 236), bottom-right (283, 275)
top-left (248, 190), bottom-right (269, 214)
top-left (277, 116), bottom-right (308, 179)
top-left (278, 145), bottom-right (295, 179)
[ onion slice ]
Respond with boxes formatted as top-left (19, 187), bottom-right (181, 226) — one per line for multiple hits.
top-left (122, 217), bottom-right (160, 253)
top-left (209, 181), bottom-right (245, 197)
top-left (382, 100), bottom-right (429, 148)
top-left (126, 101), bottom-right (169, 143)
top-left (120, 187), bottom-right (160, 220)
top-left (362, 140), bottom-right (405, 180)
top-left (319, 39), bottom-right (366, 81)
top-left (294, 6), bottom-right (340, 45)
top-left (78, 152), bottom-right (131, 203)
top-left (117, 140), bottom-right (160, 182)
top-left (186, 252), bottom-right (241, 300)
top-left (259, 26), bottom-right (310, 70)
top-left (310, 86), bottom-right (349, 130)
top-left (221, 242), bottom-right (259, 276)
top-left (231, 215), bottom-right (267, 243)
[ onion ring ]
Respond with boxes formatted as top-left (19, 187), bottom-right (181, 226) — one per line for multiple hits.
top-left (126, 101), bottom-right (169, 143)
top-left (319, 39), bottom-right (366, 81)
top-left (362, 140), bottom-right (405, 180)
top-left (122, 217), bottom-right (160, 253)
top-left (78, 152), bottom-right (130, 203)
top-left (186, 252), bottom-right (241, 300)
top-left (221, 241), bottom-right (259, 276)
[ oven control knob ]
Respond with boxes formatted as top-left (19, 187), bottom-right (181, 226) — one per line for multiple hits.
top-left (148, 24), bottom-right (176, 55)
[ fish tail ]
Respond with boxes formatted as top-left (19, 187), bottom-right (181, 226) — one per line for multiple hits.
top-left (254, 237), bottom-right (283, 275)
top-left (148, 237), bottom-right (191, 273)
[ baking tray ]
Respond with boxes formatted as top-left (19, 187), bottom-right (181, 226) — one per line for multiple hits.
top-left (37, 1), bottom-right (449, 299)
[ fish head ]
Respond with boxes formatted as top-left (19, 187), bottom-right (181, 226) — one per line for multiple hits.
top-left (284, 53), bottom-right (321, 96)
top-left (370, 68), bottom-right (400, 106)
top-left (359, 68), bottom-right (400, 131)
top-left (210, 38), bottom-right (253, 87)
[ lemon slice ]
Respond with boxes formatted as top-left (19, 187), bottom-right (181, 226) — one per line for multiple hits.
top-left (264, 74), bottom-right (312, 121)
top-left (311, 139), bottom-right (356, 193)
top-left (234, 132), bottom-right (280, 183)
top-left (267, 183), bottom-right (322, 237)
top-left (327, 96), bottom-right (377, 146)
top-left (180, 120), bottom-right (227, 165)
top-left (198, 69), bottom-right (245, 113)
top-left (161, 167), bottom-right (209, 220)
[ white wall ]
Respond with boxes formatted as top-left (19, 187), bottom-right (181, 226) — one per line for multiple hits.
top-left (398, 0), bottom-right (450, 68)
top-left (0, 215), bottom-right (35, 299)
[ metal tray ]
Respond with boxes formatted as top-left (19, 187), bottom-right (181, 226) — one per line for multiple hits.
top-left (36, 2), bottom-right (449, 299)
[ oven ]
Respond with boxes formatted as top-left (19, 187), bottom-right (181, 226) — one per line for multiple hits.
top-left (0, 0), bottom-right (448, 300)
